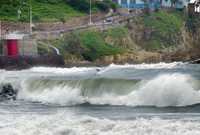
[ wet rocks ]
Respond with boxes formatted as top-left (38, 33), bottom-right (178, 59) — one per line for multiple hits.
top-left (0, 84), bottom-right (17, 101)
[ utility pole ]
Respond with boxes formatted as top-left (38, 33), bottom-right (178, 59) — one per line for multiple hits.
top-left (18, 9), bottom-right (22, 20)
top-left (0, 21), bottom-right (1, 40)
top-left (30, 0), bottom-right (33, 34)
top-left (89, 0), bottom-right (92, 25)
top-left (128, 0), bottom-right (130, 14)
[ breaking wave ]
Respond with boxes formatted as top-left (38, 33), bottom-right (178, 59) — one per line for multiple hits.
top-left (0, 62), bottom-right (199, 107)
top-left (13, 73), bottom-right (200, 107)
top-left (29, 62), bottom-right (184, 75)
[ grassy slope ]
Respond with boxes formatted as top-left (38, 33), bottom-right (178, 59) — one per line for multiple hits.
top-left (46, 30), bottom-right (124, 61)
top-left (80, 31), bottom-right (122, 61)
top-left (36, 10), bottom-right (186, 62)
top-left (142, 10), bottom-right (185, 50)
top-left (0, 0), bottom-right (84, 22)
top-left (32, 1), bottom-right (84, 22)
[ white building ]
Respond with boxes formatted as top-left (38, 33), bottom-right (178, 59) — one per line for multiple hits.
top-left (114, 0), bottom-right (190, 9)
top-left (190, 0), bottom-right (200, 12)
top-left (161, 0), bottom-right (190, 9)
top-left (114, 0), bottom-right (161, 9)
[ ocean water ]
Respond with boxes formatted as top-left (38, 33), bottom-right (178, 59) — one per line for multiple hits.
top-left (0, 62), bottom-right (200, 135)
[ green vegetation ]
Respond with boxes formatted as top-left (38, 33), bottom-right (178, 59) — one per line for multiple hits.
top-left (48, 30), bottom-right (124, 61)
top-left (0, 0), bottom-right (117, 22)
top-left (105, 27), bottom-right (129, 39)
top-left (186, 16), bottom-right (200, 33)
top-left (93, 0), bottom-right (118, 12)
top-left (66, 0), bottom-right (118, 12)
top-left (31, 0), bottom-right (84, 22)
top-left (103, 27), bottom-right (133, 49)
top-left (0, 0), bottom-right (21, 21)
top-left (0, 0), bottom-right (83, 22)
top-left (80, 31), bottom-right (122, 61)
top-left (142, 10), bottom-right (184, 50)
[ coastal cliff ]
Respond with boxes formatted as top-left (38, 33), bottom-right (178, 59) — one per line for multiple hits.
top-left (39, 10), bottom-right (200, 66)
top-left (1, 10), bottom-right (200, 67)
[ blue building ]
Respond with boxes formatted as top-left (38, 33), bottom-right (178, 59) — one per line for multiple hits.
top-left (114, 0), bottom-right (190, 9)
top-left (114, 0), bottom-right (161, 9)
top-left (161, 0), bottom-right (190, 9)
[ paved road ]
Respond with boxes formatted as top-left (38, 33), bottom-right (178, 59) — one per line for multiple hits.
top-left (33, 15), bottom-right (130, 40)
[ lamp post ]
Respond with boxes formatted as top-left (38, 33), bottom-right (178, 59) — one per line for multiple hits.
top-left (30, 0), bottom-right (33, 34)
top-left (128, 0), bottom-right (130, 14)
top-left (0, 21), bottom-right (1, 40)
top-left (18, 9), bottom-right (22, 20)
top-left (89, 0), bottom-right (92, 25)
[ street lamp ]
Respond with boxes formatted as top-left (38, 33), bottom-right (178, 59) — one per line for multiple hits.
top-left (30, 0), bottom-right (33, 34)
top-left (0, 21), bottom-right (1, 40)
top-left (89, 0), bottom-right (92, 25)
top-left (17, 9), bottom-right (22, 20)
top-left (128, 0), bottom-right (130, 14)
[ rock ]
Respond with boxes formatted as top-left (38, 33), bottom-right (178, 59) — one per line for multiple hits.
top-left (0, 84), bottom-right (17, 101)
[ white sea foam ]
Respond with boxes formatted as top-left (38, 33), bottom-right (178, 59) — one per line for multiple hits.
top-left (29, 66), bottom-right (97, 74)
top-left (97, 62), bottom-right (184, 74)
top-left (29, 62), bottom-right (183, 75)
top-left (0, 63), bottom-right (198, 107)
top-left (15, 73), bottom-right (200, 107)
top-left (0, 63), bottom-right (199, 135)
top-left (108, 62), bottom-right (183, 69)
top-left (88, 74), bottom-right (200, 107)
top-left (0, 112), bottom-right (200, 135)
top-left (17, 79), bottom-right (84, 105)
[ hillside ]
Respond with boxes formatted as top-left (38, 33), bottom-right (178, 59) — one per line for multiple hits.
top-left (0, 0), bottom-right (117, 22)
top-left (39, 10), bottom-right (200, 65)
top-left (1, 0), bottom-right (200, 65)
top-left (0, 0), bottom-right (83, 22)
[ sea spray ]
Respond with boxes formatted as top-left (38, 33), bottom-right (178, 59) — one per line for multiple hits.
top-left (15, 73), bottom-right (200, 107)
top-left (17, 79), bottom-right (84, 105)
top-left (0, 62), bottom-right (199, 107)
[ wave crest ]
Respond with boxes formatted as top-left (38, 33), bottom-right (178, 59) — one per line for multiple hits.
top-left (13, 73), bottom-right (200, 107)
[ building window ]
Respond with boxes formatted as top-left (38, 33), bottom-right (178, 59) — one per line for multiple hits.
top-left (130, 0), bottom-right (136, 4)
top-left (121, 0), bottom-right (127, 4)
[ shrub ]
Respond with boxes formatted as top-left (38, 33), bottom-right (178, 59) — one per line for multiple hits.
top-left (32, 15), bottom-right (40, 22)
top-left (80, 31), bottom-right (122, 61)
top-left (95, 1), bottom-right (110, 12)
top-left (96, 0), bottom-right (118, 12)
top-left (65, 0), bottom-right (90, 12)
top-left (35, 0), bottom-right (63, 4)
top-left (186, 16), bottom-right (200, 33)
top-left (143, 10), bottom-right (184, 49)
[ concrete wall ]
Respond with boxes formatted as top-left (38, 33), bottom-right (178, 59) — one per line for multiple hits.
top-left (19, 39), bottom-right (38, 56)
top-left (2, 38), bottom-right (38, 56)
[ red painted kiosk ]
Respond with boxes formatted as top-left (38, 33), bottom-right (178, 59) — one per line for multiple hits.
top-left (4, 33), bottom-right (24, 57)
